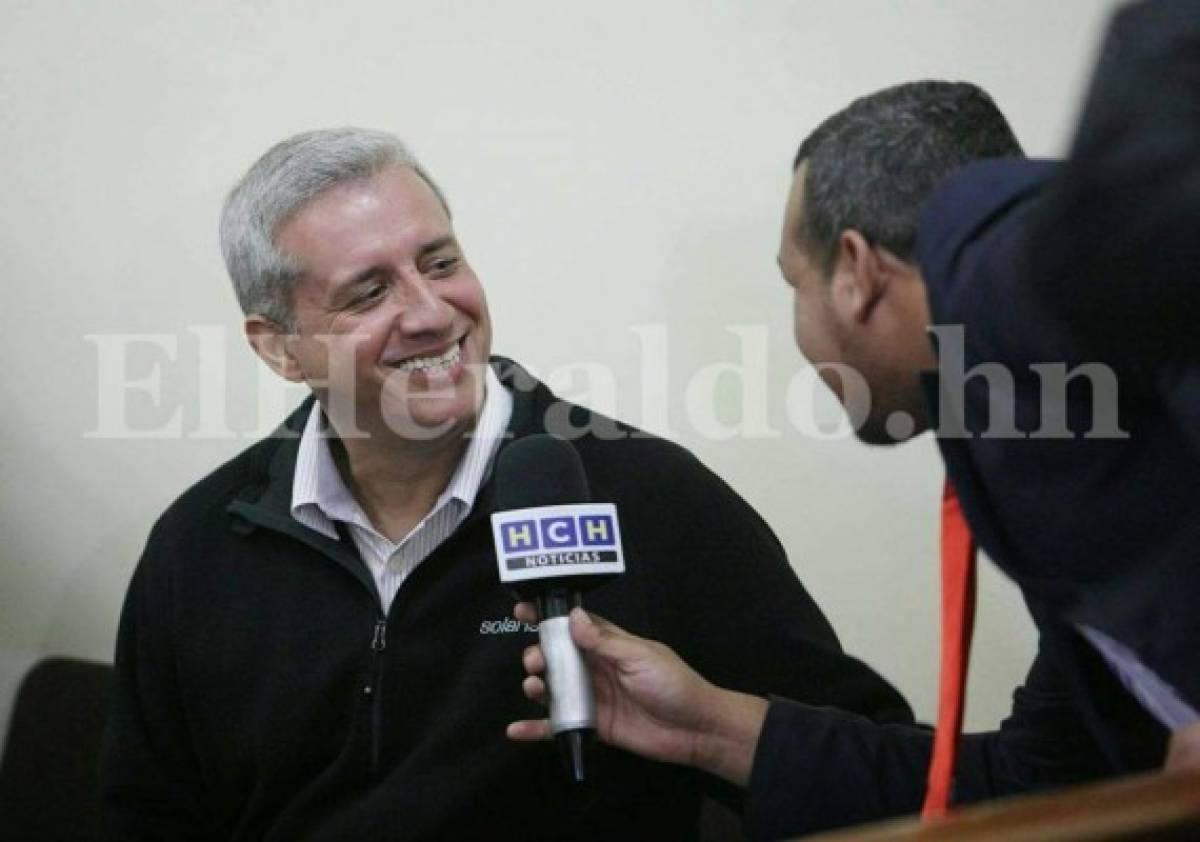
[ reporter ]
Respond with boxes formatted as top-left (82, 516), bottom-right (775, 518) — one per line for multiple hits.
top-left (510, 2), bottom-right (1200, 835)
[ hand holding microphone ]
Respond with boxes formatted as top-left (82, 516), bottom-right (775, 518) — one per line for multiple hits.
top-left (504, 602), bottom-right (770, 789)
top-left (491, 434), bottom-right (626, 782)
top-left (492, 435), bottom-right (767, 786)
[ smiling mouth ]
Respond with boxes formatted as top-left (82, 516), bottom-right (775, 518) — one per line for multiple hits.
top-left (388, 340), bottom-right (463, 374)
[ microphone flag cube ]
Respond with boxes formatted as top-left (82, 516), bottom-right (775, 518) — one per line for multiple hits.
top-left (491, 503), bottom-right (625, 585)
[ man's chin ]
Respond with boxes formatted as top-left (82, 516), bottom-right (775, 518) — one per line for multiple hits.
top-left (376, 412), bottom-right (465, 443)
top-left (377, 394), bottom-right (481, 443)
top-left (376, 373), bottom-right (485, 440)
top-left (855, 428), bottom-right (908, 447)
top-left (854, 413), bottom-right (928, 446)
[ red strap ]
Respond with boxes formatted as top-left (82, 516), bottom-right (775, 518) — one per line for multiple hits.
top-left (921, 478), bottom-right (978, 820)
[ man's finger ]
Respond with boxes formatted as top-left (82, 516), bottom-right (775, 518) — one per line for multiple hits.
top-left (506, 718), bottom-right (552, 742)
top-left (522, 644), bottom-right (546, 676)
top-left (513, 601), bottom-right (537, 624)
top-left (522, 674), bottom-right (547, 702)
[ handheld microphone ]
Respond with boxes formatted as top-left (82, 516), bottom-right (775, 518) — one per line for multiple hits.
top-left (491, 435), bottom-right (625, 783)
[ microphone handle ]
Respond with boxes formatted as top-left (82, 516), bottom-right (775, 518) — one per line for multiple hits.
top-left (536, 586), bottom-right (596, 783)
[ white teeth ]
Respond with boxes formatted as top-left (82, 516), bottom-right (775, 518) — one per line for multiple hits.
top-left (392, 342), bottom-right (461, 373)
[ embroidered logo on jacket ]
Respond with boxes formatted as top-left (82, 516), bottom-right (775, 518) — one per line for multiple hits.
top-left (479, 618), bottom-right (539, 635)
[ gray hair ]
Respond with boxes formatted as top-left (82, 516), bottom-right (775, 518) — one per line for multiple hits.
top-left (219, 127), bottom-right (450, 329)
top-left (793, 80), bottom-right (1023, 275)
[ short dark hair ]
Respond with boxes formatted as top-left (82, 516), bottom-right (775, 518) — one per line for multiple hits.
top-left (793, 80), bottom-right (1023, 274)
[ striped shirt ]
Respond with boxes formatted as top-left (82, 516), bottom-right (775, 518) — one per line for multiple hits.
top-left (291, 367), bottom-right (513, 614)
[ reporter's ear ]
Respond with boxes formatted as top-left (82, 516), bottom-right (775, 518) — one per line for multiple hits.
top-left (830, 230), bottom-right (886, 325)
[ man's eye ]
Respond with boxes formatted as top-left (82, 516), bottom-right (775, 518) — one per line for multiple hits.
top-left (428, 256), bottom-right (459, 276)
top-left (354, 283), bottom-right (387, 305)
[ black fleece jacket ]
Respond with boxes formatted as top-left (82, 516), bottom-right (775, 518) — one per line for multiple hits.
top-left (100, 357), bottom-right (911, 841)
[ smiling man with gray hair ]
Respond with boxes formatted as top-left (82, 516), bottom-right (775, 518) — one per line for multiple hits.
top-left (98, 128), bottom-right (912, 840)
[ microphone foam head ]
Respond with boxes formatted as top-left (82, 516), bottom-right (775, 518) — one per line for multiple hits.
top-left (495, 434), bottom-right (590, 511)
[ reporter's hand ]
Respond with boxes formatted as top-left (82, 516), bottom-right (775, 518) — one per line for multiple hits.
top-left (505, 603), bottom-right (768, 787)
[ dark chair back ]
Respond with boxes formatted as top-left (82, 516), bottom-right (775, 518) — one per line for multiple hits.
top-left (0, 657), bottom-right (750, 841)
top-left (0, 658), bottom-right (113, 842)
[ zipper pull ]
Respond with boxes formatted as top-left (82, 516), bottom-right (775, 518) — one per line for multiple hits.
top-left (371, 619), bottom-right (387, 652)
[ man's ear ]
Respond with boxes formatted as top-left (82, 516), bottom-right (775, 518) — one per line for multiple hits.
top-left (830, 230), bottom-right (887, 324)
top-left (245, 315), bottom-right (305, 383)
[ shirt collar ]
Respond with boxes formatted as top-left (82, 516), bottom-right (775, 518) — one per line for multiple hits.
top-left (291, 365), bottom-right (513, 540)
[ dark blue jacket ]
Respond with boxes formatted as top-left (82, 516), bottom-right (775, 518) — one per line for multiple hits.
top-left (744, 159), bottom-right (1162, 842)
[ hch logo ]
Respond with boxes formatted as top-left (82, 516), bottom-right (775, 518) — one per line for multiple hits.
top-left (492, 503), bottom-right (625, 583)
top-left (501, 514), bottom-right (616, 554)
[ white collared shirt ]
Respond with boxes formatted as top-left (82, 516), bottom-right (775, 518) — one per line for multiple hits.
top-left (1079, 624), bottom-right (1199, 731)
top-left (291, 367), bottom-right (513, 614)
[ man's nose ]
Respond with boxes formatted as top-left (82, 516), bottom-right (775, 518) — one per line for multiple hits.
top-left (393, 275), bottom-right (453, 335)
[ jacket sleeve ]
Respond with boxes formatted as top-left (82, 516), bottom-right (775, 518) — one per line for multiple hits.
top-left (742, 642), bottom-right (1112, 840)
top-left (647, 451), bottom-right (914, 727)
top-left (625, 449), bottom-right (913, 818)
top-left (98, 524), bottom-right (215, 841)
top-left (1031, 0), bottom-right (1200, 365)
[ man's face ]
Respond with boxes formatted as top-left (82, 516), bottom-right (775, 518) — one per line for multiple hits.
top-left (778, 164), bottom-right (855, 403)
top-left (778, 163), bottom-right (930, 444)
top-left (274, 166), bottom-right (492, 440)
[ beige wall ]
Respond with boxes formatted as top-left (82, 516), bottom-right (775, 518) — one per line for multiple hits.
top-left (0, 0), bottom-right (1115, 743)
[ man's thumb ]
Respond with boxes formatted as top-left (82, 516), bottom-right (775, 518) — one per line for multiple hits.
top-left (568, 606), bottom-right (602, 649)
top-left (569, 606), bottom-right (641, 663)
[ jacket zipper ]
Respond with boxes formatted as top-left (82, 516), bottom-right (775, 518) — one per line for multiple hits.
top-left (225, 505), bottom-right (402, 777)
top-left (367, 617), bottom-right (387, 774)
